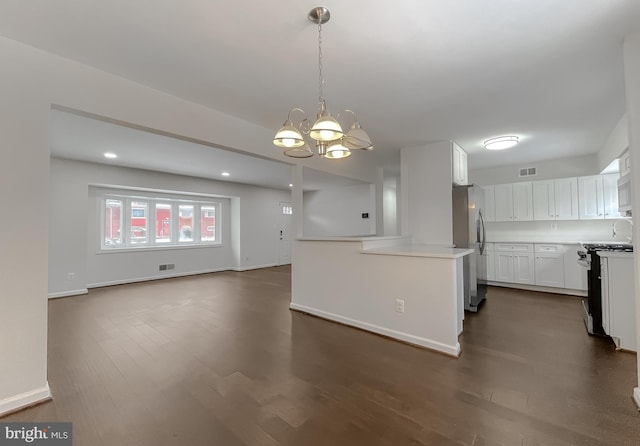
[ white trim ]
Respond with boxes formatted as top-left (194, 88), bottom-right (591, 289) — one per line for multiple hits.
top-left (486, 281), bottom-right (587, 297)
top-left (634, 387), bottom-right (640, 410)
top-left (232, 263), bottom-right (279, 272)
top-left (87, 268), bottom-right (231, 288)
top-left (289, 303), bottom-right (461, 357)
top-left (48, 288), bottom-right (88, 299)
top-left (0, 384), bottom-right (51, 417)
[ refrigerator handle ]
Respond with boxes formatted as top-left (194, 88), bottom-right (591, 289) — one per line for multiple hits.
top-left (478, 209), bottom-right (486, 255)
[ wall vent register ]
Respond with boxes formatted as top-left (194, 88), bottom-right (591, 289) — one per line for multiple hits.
top-left (519, 167), bottom-right (537, 177)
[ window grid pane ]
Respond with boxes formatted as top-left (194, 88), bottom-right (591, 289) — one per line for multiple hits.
top-left (179, 205), bottom-right (194, 242)
top-left (130, 201), bottom-right (148, 245)
top-left (200, 206), bottom-right (216, 242)
top-left (155, 203), bottom-right (172, 244)
top-left (104, 199), bottom-right (122, 247)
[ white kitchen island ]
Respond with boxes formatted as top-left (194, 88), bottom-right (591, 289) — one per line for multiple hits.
top-left (291, 237), bottom-right (473, 357)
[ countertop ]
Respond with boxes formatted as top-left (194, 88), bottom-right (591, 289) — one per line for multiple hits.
top-left (297, 236), bottom-right (406, 242)
top-left (596, 251), bottom-right (634, 259)
top-left (362, 244), bottom-right (474, 259)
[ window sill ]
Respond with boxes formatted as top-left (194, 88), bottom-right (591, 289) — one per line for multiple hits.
top-left (98, 243), bottom-right (224, 254)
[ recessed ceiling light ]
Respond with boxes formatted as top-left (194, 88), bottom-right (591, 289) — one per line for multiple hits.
top-left (484, 136), bottom-right (519, 151)
top-left (289, 184), bottom-right (293, 187)
top-left (221, 172), bottom-right (230, 177)
top-left (104, 152), bottom-right (118, 159)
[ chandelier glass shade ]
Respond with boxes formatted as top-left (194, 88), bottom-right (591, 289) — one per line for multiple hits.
top-left (273, 7), bottom-right (373, 159)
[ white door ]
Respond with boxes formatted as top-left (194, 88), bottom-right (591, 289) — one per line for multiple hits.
top-left (278, 202), bottom-right (293, 265)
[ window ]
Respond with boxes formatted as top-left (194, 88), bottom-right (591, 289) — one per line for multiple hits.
top-left (100, 192), bottom-right (221, 250)
top-left (155, 203), bottom-right (172, 244)
top-left (104, 199), bottom-right (122, 247)
top-left (200, 206), bottom-right (216, 242)
top-left (130, 201), bottom-right (148, 245)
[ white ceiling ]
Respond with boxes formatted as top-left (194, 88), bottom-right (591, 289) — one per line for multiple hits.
top-left (3, 0), bottom-right (640, 180)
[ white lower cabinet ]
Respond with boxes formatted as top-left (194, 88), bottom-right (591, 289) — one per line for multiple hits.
top-left (489, 242), bottom-right (586, 293)
top-left (534, 244), bottom-right (565, 287)
top-left (493, 244), bottom-right (534, 285)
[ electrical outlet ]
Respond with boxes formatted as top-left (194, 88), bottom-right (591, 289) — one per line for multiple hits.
top-left (551, 223), bottom-right (558, 230)
top-left (395, 299), bottom-right (405, 313)
top-left (67, 272), bottom-right (75, 281)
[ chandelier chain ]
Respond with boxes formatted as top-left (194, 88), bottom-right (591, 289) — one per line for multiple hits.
top-left (317, 20), bottom-right (324, 104)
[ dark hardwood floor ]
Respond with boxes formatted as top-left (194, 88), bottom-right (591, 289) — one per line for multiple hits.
top-left (4, 267), bottom-right (639, 445)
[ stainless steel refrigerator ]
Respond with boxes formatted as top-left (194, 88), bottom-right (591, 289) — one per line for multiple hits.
top-left (452, 185), bottom-right (487, 312)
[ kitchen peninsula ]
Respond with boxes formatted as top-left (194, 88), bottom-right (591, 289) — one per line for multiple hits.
top-left (290, 236), bottom-right (473, 357)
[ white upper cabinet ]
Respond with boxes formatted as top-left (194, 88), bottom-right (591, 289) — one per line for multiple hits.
top-left (533, 178), bottom-right (579, 221)
top-left (494, 182), bottom-right (533, 222)
top-left (554, 177), bottom-right (579, 220)
top-left (494, 184), bottom-right (514, 221)
top-left (484, 185), bottom-right (496, 222)
top-left (452, 143), bottom-right (468, 186)
top-left (578, 175), bottom-right (605, 219)
top-left (512, 182), bottom-right (534, 221)
top-left (602, 173), bottom-right (621, 219)
top-left (533, 180), bottom-right (555, 220)
top-left (619, 150), bottom-right (631, 177)
top-left (578, 174), bottom-right (620, 220)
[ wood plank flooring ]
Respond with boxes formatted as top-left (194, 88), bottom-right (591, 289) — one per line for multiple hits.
top-left (3, 267), bottom-right (639, 445)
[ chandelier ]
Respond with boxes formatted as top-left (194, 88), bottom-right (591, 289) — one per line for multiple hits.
top-left (273, 7), bottom-right (373, 160)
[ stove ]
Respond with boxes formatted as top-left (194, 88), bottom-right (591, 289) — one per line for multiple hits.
top-left (577, 242), bottom-right (633, 335)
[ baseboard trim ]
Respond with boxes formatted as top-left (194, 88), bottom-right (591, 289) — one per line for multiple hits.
top-left (289, 303), bottom-right (460, 357)
top-left (48, 288), bottom-right (88, 299)
top-left (87, 268), bottom-right (231, 289)
top-left (232, 263), bottom-right (280, 272)
top-left (634, 387), bottom-right (640, 410)
top-left (486, 281), bottom-right (587, 297)
top-left (0, 384), bottom-right (51, 417)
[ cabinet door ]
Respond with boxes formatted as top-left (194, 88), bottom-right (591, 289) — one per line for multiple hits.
top-left (554, 177), bottom-right (579, 220)
top-left (602, 173), bottom-right (621, 219)
top-left (495, 252), bottom-right (513, 282)
top-left (512, 182), bottom-right (533, 221)
top-left (563, 244), bottom-right (588, 291)
top-left (513, 253), bottom-right (535, 284)
top-left (494, 184), bottom-right (513, 222)
top-left (486, 250), bottom-right (495, 281)
top-left (578, 175), bottom-right (604, 219)
top-left (452, 143), bottom-right (468, 186)
top-left (533, 180), bottom-right (555, 221)
top-left (484, 186), bottom-right (496, 222)
top-left (534, 253), bottom-right (565, 287)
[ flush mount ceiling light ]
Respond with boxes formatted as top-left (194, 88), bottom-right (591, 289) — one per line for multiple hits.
top-left (221, 172), bottom-right (230, 177)
top-left (273, 7), bottom-right (373, 160)
top-left (104, 152), bottom-right (118, 159)
top-left (484, 136), bottom-right (519, 151)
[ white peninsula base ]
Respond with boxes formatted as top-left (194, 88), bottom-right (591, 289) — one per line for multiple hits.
top-left (291, 237), bottom-right (473, 357)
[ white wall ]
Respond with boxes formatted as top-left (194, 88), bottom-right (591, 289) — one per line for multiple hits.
top-left (597, 114), bottom-right (629, 173)
top-left (401, 142), bottom-right (453, 245)
top-left (49, 157), bottom-right (291, 295)
top-left (470, 154), bottom-right (600, 186)
top-left (383, 177), bottom-right (399, 236)
top-left (303, 183), bottom-right (375, 236)
top-left (622, 33), bottom-right (640, 406)
top-left (0, 34), bottom-right (380, 414)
